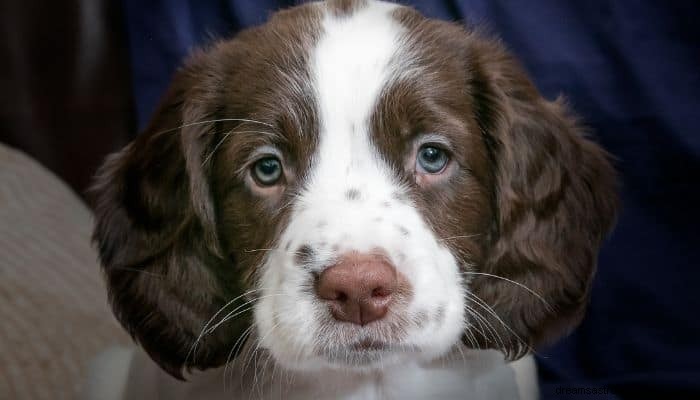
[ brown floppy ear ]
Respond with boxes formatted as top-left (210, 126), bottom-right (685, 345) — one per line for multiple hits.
top-left (91, 55), bottom-right (250, 379)
top-left (465, 37), bottom-right (619, 359)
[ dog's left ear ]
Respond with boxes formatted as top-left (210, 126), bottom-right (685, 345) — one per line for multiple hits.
top-left (464, 34), bottom-right (619, 359)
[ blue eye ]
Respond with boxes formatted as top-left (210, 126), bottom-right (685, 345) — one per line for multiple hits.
top-left (252, 157), bottom-right (283, 185)
top-left (417, 145), bottom-right (448, 173)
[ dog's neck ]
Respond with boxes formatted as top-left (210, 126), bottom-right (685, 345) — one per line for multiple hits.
top-left (119, 344), bottom-right (538, 400)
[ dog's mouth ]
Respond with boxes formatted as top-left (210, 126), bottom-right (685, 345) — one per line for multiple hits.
top-left (314, 334), bottom-right (424, 369)
top-left (307, 307), bottom-right (434, 368)
top-left (352, 338), bottom-right (387, 351)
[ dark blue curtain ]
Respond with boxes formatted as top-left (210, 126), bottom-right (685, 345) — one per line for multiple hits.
top-left (122, 1), bottom-right (700, 398)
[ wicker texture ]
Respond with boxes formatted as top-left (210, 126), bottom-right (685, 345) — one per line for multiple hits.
top-left (0, 144), bottom-right (129, 399)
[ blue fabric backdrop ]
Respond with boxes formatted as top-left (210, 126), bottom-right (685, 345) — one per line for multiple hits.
top-left (121, 1), bottom-right (700, 398)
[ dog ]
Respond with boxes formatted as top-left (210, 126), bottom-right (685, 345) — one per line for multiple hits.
top-left (90, 1), bottom-right (618, 398)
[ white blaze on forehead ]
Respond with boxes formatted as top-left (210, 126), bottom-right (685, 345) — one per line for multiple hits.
top-left (255, 2), bottom-right (467, 369)
top-left (308, 1), bottom-right (404, 196)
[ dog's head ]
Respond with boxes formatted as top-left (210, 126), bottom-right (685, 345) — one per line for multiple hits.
top-left (92, 0), bottom-right (618, 379)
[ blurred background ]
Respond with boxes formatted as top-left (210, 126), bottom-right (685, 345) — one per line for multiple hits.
top-left (0, 0), bottom-right (698, 399)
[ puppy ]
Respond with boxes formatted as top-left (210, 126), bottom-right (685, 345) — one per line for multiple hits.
top-left (91, 1), bottom-right (617, 398)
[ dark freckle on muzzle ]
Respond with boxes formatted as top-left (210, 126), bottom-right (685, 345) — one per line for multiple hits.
top-left (392, 192), bottom-right (408, 204)
top-left (435, 305), bottom-right (446, 322)
top-left (396, 225), bottom-right (410, 236)
top-left (345, 188), bottom-right (361, 201)
top-left (294, 244), bottom-right (315, 266)
top-left (415, 310), bottom-right (429, 328)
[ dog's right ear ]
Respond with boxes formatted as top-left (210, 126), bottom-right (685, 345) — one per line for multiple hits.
top-left (91, 54), bottom-right (251, 379)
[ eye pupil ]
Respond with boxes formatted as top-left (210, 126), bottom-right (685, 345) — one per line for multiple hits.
top-left (422, 147), bottom-right (440, 162)
top-left (253, 157), bottom-right (282, 185)
top-left (417, 146), bottom-right (448, 174)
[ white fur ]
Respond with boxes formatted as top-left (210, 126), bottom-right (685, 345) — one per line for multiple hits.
top-left (255, 0), bottom-right (467, 375)
top-left (95, 345), bottom-right (537, 400)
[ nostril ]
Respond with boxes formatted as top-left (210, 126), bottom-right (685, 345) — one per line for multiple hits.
top-left (371, 286), bottom-right (391, 298)
top-left (336, 291), bottom-right (348, 302)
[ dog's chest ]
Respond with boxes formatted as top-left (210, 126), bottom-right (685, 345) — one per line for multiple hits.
top-left (259, 361), bottom-right (519, 400)
top-left (122, 346), bottom-right (536, 400)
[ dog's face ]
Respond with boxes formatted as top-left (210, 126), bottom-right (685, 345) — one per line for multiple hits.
top-left (93, 0), bottom-right (617, 379)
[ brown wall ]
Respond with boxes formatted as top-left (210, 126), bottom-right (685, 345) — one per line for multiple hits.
top-left (0, 0), bottom-right (135, 201)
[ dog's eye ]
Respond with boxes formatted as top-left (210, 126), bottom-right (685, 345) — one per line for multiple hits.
top-left (416, 145), bottom-right (449, 174)
top-left (252, 156), bottom-right (283, 186)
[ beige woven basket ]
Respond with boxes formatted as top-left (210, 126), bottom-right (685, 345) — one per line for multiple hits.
top-left (0, 144), bottom-right (129, 399)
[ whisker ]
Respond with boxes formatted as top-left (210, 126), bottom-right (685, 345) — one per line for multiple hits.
top-left (437, 234), bottom-right (482, 242)
top-left (110, 267), bottom-right (165, 278)
top-left (202, 130), bottom-right (277, 166)
top-left (206, 293), bottom-right (288, 335)
top-left (462, 327), bottom-right (479, 350)
top-left (204, 305), bottom-right (256, 336)
top-left (153, 118), bottom-right (274, 136)
top-left (238, 307), bottom-right (292, 381)
top-left (465, 291), bottom-right (537, 356)
top-left (244, 320), bottom-right (284, 393)
top-left (259, 349), bottom-right (277, 394)
top-left (465, 304), bottom-right (506, 350)
top-left (242, 248), bottom-right (287, 254)
top-left (463, 271), bottom-right (552, 311)
top-left (223, 323), bottom-right (257, 390)
top-left (185, 288), bottom-right (264, 365)
top-left (202, 129), bottom-right (234, 166)
top-left (463, 313), bottom-right (488, 352)
top-left (453, 336), bottom-right (470, 365)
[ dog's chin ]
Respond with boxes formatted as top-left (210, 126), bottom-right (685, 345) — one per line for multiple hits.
top-left (274, 349), bottom-right (417, 373)
top-left (256, 296), bottom-right (468, 373)
top-left (319, 344), bottom-right (422, 372)
top-left (268, 337), bottom-right (459, 374)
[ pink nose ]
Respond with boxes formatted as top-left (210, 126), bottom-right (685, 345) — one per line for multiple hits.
top-left (316, 253), bottom-right (397, 326)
